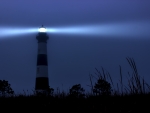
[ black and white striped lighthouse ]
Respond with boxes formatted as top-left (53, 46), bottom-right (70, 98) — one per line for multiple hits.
top-left (35, 25), bottom-right (49, 92)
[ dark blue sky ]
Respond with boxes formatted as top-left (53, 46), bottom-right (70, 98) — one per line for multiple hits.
top-left (0, 0), bottom-right (150, 94)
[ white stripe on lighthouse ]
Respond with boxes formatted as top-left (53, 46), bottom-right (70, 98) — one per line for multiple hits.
top-left (36, 66), bottom-right (48, 78)
top-left (38, 42), bottom-right (47, 54)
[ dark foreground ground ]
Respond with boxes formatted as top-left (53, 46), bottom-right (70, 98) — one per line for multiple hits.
top-left (0, 93), bottom-right (149, 113)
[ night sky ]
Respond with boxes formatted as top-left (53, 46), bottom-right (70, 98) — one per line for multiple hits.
top-left (0, 0), bottom-right (150, 94)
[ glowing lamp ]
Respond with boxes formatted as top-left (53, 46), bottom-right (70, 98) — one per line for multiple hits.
top-left (38, 25), bottom-right (47, 32)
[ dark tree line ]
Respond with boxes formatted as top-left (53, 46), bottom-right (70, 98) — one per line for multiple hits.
top-left (0, 77), bottom-right (112, 97)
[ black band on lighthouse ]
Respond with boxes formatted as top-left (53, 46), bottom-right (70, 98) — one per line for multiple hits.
top-left (36, 33), bottom-right (48, 43)
top-left (37, 54), bottom-right (48, 66)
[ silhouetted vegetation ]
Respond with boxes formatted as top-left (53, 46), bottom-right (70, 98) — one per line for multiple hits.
top-left (0, 57), bottom-right (150, 112)
top-left (69, 84), bottom-right (85, 98)
top-left (0, 80), bottom-right (14, 97)
top-left (92, 68), bottom-right (112, 96)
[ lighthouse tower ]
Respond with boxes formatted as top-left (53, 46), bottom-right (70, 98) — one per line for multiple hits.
top-left (35, 25), bottom-right (49, 93)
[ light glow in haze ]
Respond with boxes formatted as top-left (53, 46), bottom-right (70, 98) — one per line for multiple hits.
top-left (46, 21), bottom-right (150, 38)
top-left (0, 21), bottom-right (150, 39)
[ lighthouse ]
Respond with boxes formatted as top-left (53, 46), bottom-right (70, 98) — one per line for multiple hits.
top-left (35, 25), bottom-right (49, 93)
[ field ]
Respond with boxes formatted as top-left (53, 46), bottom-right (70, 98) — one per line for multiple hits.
top-left (0, 93), bottom-right (149, 112)
top-left (0, 58), bottom-right (150, 112)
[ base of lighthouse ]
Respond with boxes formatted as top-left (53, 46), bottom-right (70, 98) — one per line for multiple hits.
top-left (35, 77), bottom-right (49, 95)
top-left (35, 77), bottom-right (49, 90)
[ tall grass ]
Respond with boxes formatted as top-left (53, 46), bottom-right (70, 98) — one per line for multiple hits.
top-left (123, 57), bottom-right (149, 95)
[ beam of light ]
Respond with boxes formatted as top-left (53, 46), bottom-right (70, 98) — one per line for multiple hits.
top-left (0, 20), bottom-right (150, 39)
top-left (0, 27), bottom-right (37, 38)
top-left (46, 21), bottom-right (150, 38)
